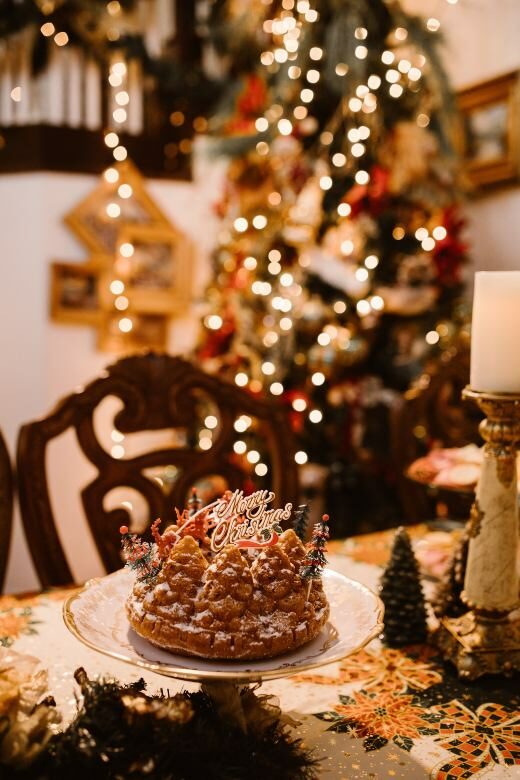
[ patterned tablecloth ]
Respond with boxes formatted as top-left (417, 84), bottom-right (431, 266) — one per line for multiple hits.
top-left (1, 525), bottom-right (519, 780)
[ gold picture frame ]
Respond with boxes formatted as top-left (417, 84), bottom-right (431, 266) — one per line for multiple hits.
top-left (50, 259), bottom-right (108, 325)
top-left (102, 223), bottom-right (193, 315)
top-left (65, 160), bottom-right (171, 255)
top-left (97, 312), bottom-right (168, 353)
top-left (457, 70), bottom-right (520, 189)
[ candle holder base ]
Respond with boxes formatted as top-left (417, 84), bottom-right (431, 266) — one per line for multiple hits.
top-left (436, 610), bottom-right (520, 679)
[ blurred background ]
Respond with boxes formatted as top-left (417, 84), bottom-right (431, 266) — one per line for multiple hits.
top-left (1, 0), bottom-right (519, 593)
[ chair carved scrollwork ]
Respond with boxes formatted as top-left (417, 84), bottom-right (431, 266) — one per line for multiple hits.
top-left (391, 339), bottom-right (482, 522)
top-left (0, 429), bottom-right (13, 593)
top-left (17, 353), bottom-right (299, 587)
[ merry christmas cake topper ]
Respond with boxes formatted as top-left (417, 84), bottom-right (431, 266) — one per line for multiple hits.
top-left (207, 489), bottom-right (293, 552)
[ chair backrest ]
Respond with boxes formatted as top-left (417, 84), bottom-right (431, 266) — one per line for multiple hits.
top-left (390, 338), bottom-right (482, 521)
top-left (0, 428), bottom-right (13, 593)
top-left (17, 353), bottom-right (299, 587)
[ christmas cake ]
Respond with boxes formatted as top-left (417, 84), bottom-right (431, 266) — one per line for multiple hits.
top-left (123, 491), bottom-right (331, 660)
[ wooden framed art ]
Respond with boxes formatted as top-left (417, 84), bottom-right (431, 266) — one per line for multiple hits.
top-left (457, 70), bottom-right (520, 189)
top-left (65, 160), bottom-right (172, 254)
top-left (102, 224), bottom-right (193, 315)
top-left (50, 260), bottom-right (106, 325)
top-left (97, 312), bottom-right (168, 353)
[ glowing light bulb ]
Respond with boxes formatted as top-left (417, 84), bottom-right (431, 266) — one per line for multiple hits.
top-left (318, 332), bottom-right (331, 346)
top-left (256, 117), bottom-right (269, 132)
top-left (308, 409), bottom-right (323, 425)
top-left (113, 145), bottom-right (127, 161)
top-left (255, 463), bottom-right (268, 476)
top-left (262, 361), bottom-right (275, 375)
top-left (205, 415), bottom-right (218, 429)
top-left (235, 373), bottom-right (249, 387)
top-left (355, 268), bottom-right (369, 281)
top-left (312, 372), bottom-right (325, 386)
top-left (118, 317), bottom-right (133, 332)
top-left (105, 132), bottom-right (119, 148)
top-left (106, 203), bottom-right (121, 218)
top-left (110, 280), bottom-right (125, 294)
top-left (104, 167), bottom-right (119, 183)
top-left (356, 300), bottom-right (371, 316)
top-left (293, 398), bottom-right (307, 411)
top-left (234, 440), bottom-right (247, 454)
top-left (334, 300), bottom-right (347, 314)
top-left (118, 183), bottom-right (132, 199)
top-left (426, 330), bottom-right (440, 344)
top-left (295, 451), bottom-right (308, 464)
top-left (278, 118), bottom-right (293, 136)
top-left (234, 217), bottom-right (248, 232)
top-left (205, 315), bottom-right (223, 330)
top-left (319, 176), bottom-right (333, 190)
top-left (247, 450), bottom-right (260, 464)
top-left (270, 382), bottom-right (284, 395)
top-left (365, 255), bottom-right (379, 269)
top-left (252, 215), bottom-right (267, 230)
top-left (120, 242), bottom-right (134, 258)
top-left (113, 108), bottom-right (127, 123)
top-left (337, 203), bottom-right (351, 217)
top-left (244, 256), bottom-right (257, 270)
top-left (355, 170), bottom-right (369, 185)
top-left (114, 295), bottom-right (129, 311)
top-left (433, 226), bottom-right (447, 241)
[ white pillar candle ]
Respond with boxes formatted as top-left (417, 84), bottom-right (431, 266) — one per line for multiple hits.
top-left (470, 271), bottom-right (520, 393)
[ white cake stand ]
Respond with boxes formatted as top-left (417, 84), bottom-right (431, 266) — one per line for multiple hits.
top-left (63, 567), bottom-right (383, 685)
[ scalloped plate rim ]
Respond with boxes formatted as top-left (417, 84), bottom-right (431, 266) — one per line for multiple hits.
top-left (63, 568), bottom-right (384, 683)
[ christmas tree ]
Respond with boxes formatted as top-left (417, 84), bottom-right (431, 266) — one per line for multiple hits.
top-left (379, 527), bottom-right (427, 646)
top-left (197, 0), bottom-right (467, 533)
top-left (120, 526), bottom-right (161, 583)
top-left (300, 514), bottom-right (330, 596)
top-left (293, 504), bottom-right (310, 541)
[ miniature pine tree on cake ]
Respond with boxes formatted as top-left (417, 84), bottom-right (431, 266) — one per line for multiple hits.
top-left (433, 529), bottom-right (469, 619)
top-left (379, 527), bottom-right (427, 646)
top-left (300, 514), bottom-right (330, 598)
top-left (293, 504), bottom-right (310, 542)
top-left (120, 526), bottom-right (161, 583)
top-left (188, 487), bottom-right (202, 515)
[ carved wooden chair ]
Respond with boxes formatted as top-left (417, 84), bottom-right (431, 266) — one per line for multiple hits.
top-left (17, 353), bottom-right (299, 587)
top-left (391, 337), bottom-right (482, 522)
top-left (0, 428), bottom-right (13, 593)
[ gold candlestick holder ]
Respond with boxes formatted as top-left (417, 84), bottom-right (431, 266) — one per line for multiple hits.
top-left (436, 387), bottom-right (520, 679)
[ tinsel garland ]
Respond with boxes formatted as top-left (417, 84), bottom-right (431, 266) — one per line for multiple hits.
top-left (7, 668), bottom-right (318, 780)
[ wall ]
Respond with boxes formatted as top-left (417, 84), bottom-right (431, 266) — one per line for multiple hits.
top-left (402, 0), bottom-right (520, 276)
top-left (1, 145), bottom-right (226, 592)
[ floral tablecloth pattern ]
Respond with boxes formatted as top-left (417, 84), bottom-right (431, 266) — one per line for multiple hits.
top-left (1, 526), bottom-right (519, 779)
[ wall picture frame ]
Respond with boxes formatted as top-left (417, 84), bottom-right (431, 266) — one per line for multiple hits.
top-left (50, 259), bottom-right (107, 325)
top-left (97, 312), bottom-right (168, 353)
top-left (103, 223), bottom-right (193, 315)
top-left (65, 160), bottom-right (172, 255)
top-left (457, 70), bottom-right (520, 189)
